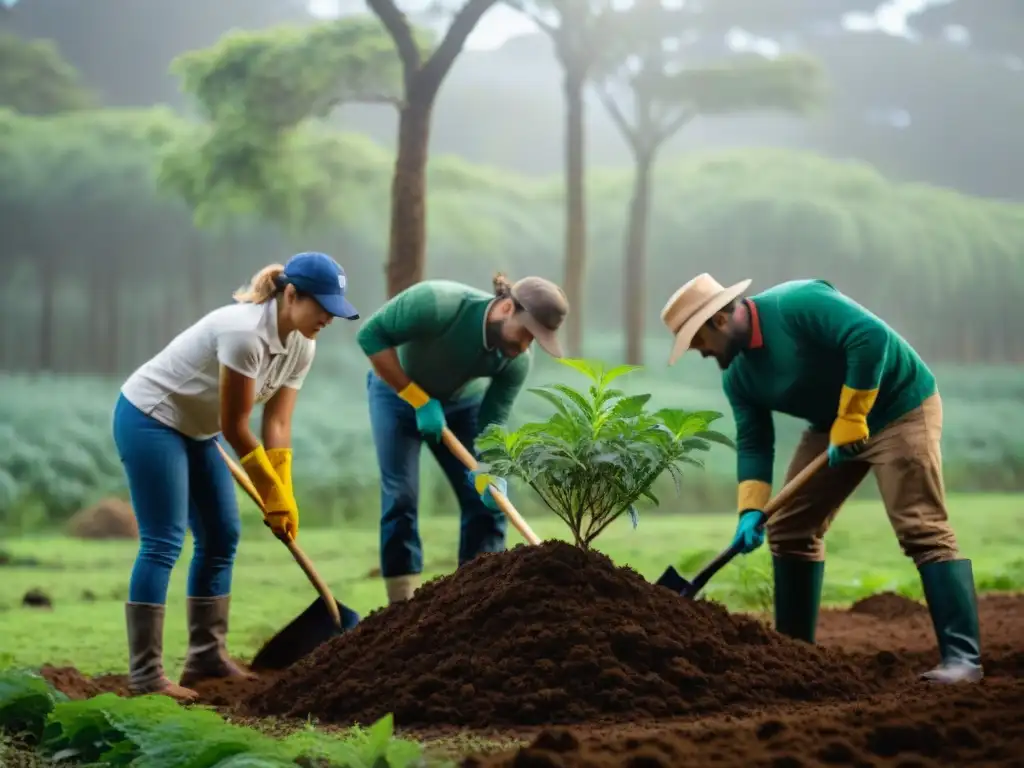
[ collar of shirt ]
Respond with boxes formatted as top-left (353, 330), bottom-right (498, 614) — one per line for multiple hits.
top-left (745, 298), bottom-right (764, 350)
top-left (257, 297), bottom-right (288, 355)
top-left (481, 297), bottom-right (497, 351)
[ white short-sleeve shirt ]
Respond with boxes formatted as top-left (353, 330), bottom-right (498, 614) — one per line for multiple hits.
top-left (121, 297), bottom-right (316, 440)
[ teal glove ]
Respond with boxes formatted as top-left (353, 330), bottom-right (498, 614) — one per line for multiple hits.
top-left (731, 509), bottom-right (767, 554)
top-left (467, 469), bottom-right (507, 511)
top-left (413, 399), bottom-right (446, 442)
top-left (827, 440), bottom-right (866, 467)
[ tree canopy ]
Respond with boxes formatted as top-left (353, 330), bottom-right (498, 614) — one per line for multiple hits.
top-left (0, 32), bottom-right (95, 114)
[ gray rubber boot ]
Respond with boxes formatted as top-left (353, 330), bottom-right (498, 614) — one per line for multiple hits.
top-left (918, 558), bottom-right (984, 684)
top-left (125, 601), bottom-right (198, 701)
top-left (384, 575), bottom-right (420, 604)
top-left (179, 595), bottom-right (256, 689)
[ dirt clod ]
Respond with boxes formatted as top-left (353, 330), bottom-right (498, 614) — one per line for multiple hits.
top-left (849, 592), bottom-right (928, 620)
top-left (22, 588), bottom-right (52, 608)
top-left (248, 541), bottom-right (877, 727)
top-left (66, 497), bottom-right (139, 540)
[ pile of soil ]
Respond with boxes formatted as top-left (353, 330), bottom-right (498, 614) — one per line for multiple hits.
top-left (22, 588), bottom-right (52, 609)
top-left (466, 679), bottom-right (1024, 767)
top-left (849, 591), bottom-right (928, 620)
top-left (247, 541), bottom-right (880, 728)
top-left (66, 498), bottom-right (139, 540)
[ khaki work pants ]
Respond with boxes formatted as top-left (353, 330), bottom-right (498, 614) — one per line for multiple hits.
top-left (768, 394), bottom-right (960, 567)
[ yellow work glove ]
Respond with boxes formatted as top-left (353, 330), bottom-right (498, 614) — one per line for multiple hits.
top-left (267, 447), bottom-right (294, 502)
top-left (240, 444), bottom-right (299, 540)
top-left (828, 385), bottom-right (878, 466)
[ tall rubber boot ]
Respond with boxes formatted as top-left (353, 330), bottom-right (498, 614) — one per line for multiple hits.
top-left (918, 558), bottom-right (983, 683)
top-left (772, 556), bottom-right (825, 644)
top-left (179, 595), bottom-right (257, 689)
top-left (384, 575), bottom-right (420, 604)
top-left (125, 602), bottom-right (198, 701)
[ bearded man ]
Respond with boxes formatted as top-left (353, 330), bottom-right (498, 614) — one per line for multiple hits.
top-left (660, 274), bottom-right (982, 684)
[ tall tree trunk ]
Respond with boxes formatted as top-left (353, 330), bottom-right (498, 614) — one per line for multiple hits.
top-left (562, 68), bottom-right (587, 357)
top-left (90, 266), bottom-right (106, 367)
top-left (189, 229), bottom-right (205, 320)
top-left (385, 97), bottom-right (432, 298)
top-left (624, 148), bottom-right (654, 366)
top-left (369, 0), bottom-right (497, 298)
top-left (103, 275), bottom-right (120, 376)
top-left (37, 254), bottom-right (56, 373)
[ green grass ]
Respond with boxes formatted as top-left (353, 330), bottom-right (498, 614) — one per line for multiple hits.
top-left (2, 492), bottom-right (1023, 677)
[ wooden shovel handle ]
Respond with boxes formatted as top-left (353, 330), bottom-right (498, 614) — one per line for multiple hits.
top-left (441, 427), bottom-right (543, 546)
top-left (761, 451), bottom-right (829, 522)
top-left (215, 442), bottom-right (342, 628)
top-left (682, 451), bottom-right (830, 597)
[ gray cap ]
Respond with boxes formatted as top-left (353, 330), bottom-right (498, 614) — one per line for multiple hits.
top-left (511, 276), bottom-right (569, 358)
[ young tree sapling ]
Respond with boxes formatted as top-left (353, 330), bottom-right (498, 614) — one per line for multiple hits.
top-left (475, 358), bottom-right (734, 549)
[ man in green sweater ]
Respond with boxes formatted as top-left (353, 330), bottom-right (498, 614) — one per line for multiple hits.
top-left (660, 273), bottom-right (982, 684)
top-left (356, 273), bottom-right (569, 603)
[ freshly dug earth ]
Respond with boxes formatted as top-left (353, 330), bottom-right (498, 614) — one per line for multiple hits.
top-left (849, 590), bottom-right (928, 620)
top-left (466, 680), bottom-right (1024, 767)
top-left (247, 541), bottom-right (879, 727)
top-left (465, 593), bottom-right (1024, 767)
top-left (66, 498), bottom-right (138, 540)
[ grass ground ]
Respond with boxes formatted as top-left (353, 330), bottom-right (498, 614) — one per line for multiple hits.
top-left (2, 492), bottom-right (1023, 678)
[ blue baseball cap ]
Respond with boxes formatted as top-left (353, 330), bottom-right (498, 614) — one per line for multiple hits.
top-left (280, 252), bottom-right (359, 320)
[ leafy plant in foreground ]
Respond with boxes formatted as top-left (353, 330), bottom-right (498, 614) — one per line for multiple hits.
top-left (476, 358), bottom-right (734, 549)
top-left (0, 667), bottom-right (424, 768)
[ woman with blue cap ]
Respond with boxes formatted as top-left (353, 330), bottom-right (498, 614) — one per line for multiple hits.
top-left (112, 252), bottom-right (358, 700)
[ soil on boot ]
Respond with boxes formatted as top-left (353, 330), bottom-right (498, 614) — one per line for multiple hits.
top-left (247, 541), bottom-right (881, 728)
top-left (849, 591), bottom-right (928, 620)
top-left (465, 678), bottom-right (1024, 767)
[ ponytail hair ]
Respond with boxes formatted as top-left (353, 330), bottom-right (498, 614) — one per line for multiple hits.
top-left (492, 271), bottom-right (513, 299)
top-left (233, 264), bottom-right (285, 304)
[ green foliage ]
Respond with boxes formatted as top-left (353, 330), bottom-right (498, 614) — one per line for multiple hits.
top-left (0, 32), bottom-right (94, 115)
top-left (0, 669), bottom-right (69, 744)
top-left (476, 358), bottom-right (733, 548)
top-left (592, 1), bottom-right (826, 151)
top-left (0, 670), bottom-right (423, 767)
top-left (162, 17), bottom-right (434, 232)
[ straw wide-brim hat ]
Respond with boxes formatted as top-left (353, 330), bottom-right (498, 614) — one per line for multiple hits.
top-left (660, 273), bottom-right (752, 365)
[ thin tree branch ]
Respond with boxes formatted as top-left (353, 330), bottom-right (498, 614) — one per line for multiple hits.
top-left (366, 0), bottom-right (422, 84)
top-left (419, 0), bottom-right (501, 97)
top-left (657, 104), bottom-right (695, 143)
top-left (595, 83), bottom-right (642, 155)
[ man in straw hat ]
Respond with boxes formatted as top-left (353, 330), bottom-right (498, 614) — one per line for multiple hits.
top-left (660, 275), bottom-right (981, 684)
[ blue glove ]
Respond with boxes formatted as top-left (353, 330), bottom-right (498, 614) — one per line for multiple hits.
top-left (731, 509), bottom-right (767, 554)
top-left (467, 469), bottom-right (507, 511)
top-left (413, 398), bottom-right (446, 442)
top-left (827, 439), bottom-right (867, 468)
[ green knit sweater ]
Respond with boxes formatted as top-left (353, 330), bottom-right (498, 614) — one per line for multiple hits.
top-left (724, 279), bottom-right (936, 489)
top-left (356, 280), bottom-right (532, 429)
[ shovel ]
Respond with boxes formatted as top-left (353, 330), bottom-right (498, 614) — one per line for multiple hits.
top-left (655, 451), bottom-right (828, 598)
top-left (441, 426), bottom-right (542, 546)
top-left (216, 442), bottom-right (360, 670)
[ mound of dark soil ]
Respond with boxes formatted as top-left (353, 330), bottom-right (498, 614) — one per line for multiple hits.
top-left (467, 679), bottom-right (1024, 767)
top-left (66, 498), bottom-right (138, 540)
top-left (22, 588), bottom-right (52, 609)
top-left (247, 541), bottom-right (880, 728)
top-left (850, 591), bottom-right (928, 621)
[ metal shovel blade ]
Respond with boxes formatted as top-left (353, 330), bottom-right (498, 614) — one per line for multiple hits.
top-left (250, 597), bottom-right (361, 671)
top-left (655, 565), bottom-right (696, 596)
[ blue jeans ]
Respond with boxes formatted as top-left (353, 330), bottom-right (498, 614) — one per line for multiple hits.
top-left (366, 371), bottom-right (507, 578)
top-left (112, 394), bottom-right (241, 604)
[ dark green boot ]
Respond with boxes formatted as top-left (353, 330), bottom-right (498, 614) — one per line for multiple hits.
top-left (918, 558), bottom-right (983, 683)
top-left (772, 556), bottom-right (825, 643)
